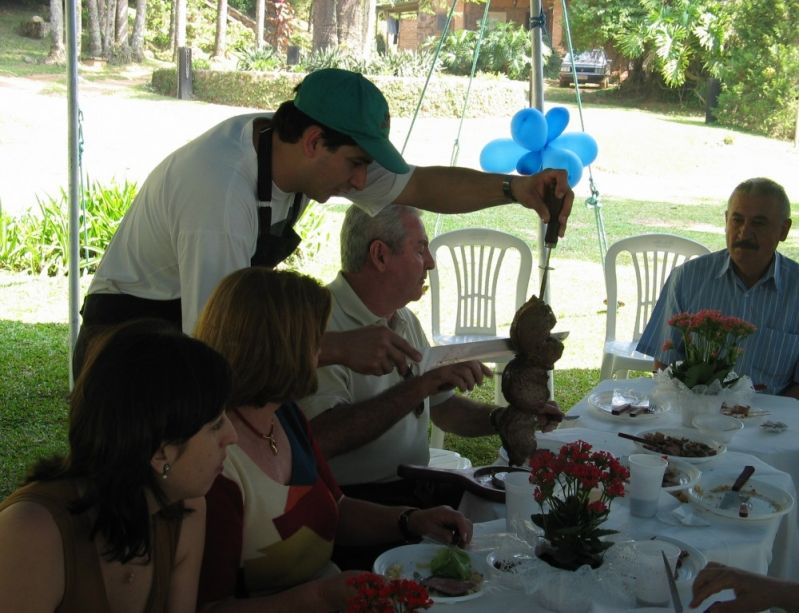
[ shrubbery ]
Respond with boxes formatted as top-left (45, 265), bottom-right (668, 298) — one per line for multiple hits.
top-left (0, 180), bottom-right (136, 276)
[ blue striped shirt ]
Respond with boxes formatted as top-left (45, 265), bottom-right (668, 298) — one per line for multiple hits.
top-left (636, 249), bottom-right (799, 394)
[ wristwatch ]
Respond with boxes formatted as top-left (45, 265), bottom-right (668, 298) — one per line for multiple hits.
top-left (502, 176), bottom-right (515, 202)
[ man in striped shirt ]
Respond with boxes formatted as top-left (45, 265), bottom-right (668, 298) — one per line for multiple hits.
top-left (637, 177), bottom-right (798, 397)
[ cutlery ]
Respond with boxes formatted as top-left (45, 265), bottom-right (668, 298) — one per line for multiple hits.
top-left (719, 465), bottom-right (755, 509)
top-left (662, 550), bottom-right (683, 613)
top-left (617, 431), bottom-right (672, 455)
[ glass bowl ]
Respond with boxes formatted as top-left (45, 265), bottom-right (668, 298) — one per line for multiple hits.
top-left (692, 414), bottom-right (744, 444)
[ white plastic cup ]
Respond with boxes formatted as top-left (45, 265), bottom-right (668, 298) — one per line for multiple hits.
top-left (504, 471), bottom-right (537, 538)
top-left (628, 454), bottom-right (668, 518)
top-left (633, 540), bottom-right (682, 605)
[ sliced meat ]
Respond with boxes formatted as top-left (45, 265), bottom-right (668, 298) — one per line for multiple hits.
top-left (423, 576), bottom-right (480, 597)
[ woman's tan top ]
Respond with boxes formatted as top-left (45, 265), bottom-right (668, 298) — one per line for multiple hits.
top-left (0, 480), bottom-right (181, 612)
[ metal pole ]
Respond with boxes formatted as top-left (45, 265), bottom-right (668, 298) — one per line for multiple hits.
top-left (529, 0), bottom-right (555, 396)
top-left (66, 0), bottom-right (81, 388)
top-left (529, 0), bottom-right (547, 304)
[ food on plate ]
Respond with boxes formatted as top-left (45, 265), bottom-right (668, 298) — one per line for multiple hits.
top-left (430, 547), bottom-right (472, 580)
top-left (423, 548), bottom-right (483, 597)
top-left (642, 432), bottom-right (718, 457)
top-left (662, 466), bottom-right (681, 488)
top-left (721, 403), bottom-right (750, 417)
top-left (611, 403), bottom-right (653, 416)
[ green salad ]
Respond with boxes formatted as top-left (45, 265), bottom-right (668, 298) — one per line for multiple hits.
top-left (430, 547), bottom-right (472, 580)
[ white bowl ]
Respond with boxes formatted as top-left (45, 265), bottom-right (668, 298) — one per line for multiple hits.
top-left (692, 414), bottom-right (744, 444)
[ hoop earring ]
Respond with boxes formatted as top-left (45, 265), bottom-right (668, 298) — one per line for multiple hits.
top-left (161, 463), bottom-right (171, 480)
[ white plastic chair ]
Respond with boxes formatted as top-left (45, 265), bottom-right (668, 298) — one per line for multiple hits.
top-left (601, 234), bottom-right (711, 380)
top-left (428, 228), bottom-right (533, 447)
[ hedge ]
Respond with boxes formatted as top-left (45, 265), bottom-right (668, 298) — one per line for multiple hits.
top-left (151, 68), bottom-right (529, 117)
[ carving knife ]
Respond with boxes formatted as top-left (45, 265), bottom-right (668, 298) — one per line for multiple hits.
top-left (539, 183), bottom-right (564, 299)
top-left (662, 550), bottom-right (683, 613)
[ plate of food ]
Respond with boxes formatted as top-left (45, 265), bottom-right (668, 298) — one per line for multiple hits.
top-left (647, 535), bottom-right (707, 584)
top-left (373, 544), bottom-right (488, 603)
top-left (687, 473), bottom-right (795, 521)
top-left (588, 389), bottom-right (663, 422)
top-left (720, 403), bottom-right (769, 424)
top-left (633, 428), bottom-right (726, 464)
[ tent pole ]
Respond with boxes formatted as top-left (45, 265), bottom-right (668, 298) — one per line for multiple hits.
top-left (529, 0), bottom-right (547, 304)
top-left (529, 0), bottom-right (556, 395)
top-left (66, 0), bottom-right (80, 388)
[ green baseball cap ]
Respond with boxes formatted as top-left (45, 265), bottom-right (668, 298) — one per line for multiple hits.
top-left (293, 68), bottom-right (410, 174)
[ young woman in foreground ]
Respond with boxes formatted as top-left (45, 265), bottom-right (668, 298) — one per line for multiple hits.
top-left (0, 322), bottom-right (237, 612)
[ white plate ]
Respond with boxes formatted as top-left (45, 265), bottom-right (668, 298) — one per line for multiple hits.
top-left (588, 389), bottom-right (663, 423)
top-left (648, 535), bottom-right (707, 584)
top-left (633, 428), bottom-right (726, 464)
top-left (373, 543), bottom-right (488, 603)
top-left (687, 473), bottom-right (795, 521)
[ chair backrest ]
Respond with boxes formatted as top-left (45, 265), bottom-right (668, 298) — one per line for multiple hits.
top-left (429, 228), bottom-right (533, 338)
top-left (604, 233), bottom-right (711, 343)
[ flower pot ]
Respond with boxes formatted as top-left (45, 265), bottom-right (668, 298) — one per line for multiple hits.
top-left (678, 389), bottom-right (722, 427)
top-left (535, 538), bottom-right (608, 571)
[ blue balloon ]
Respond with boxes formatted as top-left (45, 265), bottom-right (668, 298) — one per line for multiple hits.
top-left (542, 145), bottom-right (584, 187)
top-left (510, 108), bottom-right (548, 152)
top-left (479, 138), bottom-right (528, 173)
top-left (549, 132), bottom-right (599, 166)
top-left (545, 107), bottom-right (570, 143)
top-left (516, 150), bottom-right (543, 175)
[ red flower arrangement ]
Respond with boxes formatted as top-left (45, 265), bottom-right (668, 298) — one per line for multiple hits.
top-left (529, 440), bottom-right (629, 571)
top-left (664, 310), bottom-right (756, 389)
top-left (346, 572), bottom-right (432, 613)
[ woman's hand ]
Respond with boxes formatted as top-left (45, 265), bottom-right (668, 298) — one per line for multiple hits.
top-left (408, 506), bottom-right (473, 546)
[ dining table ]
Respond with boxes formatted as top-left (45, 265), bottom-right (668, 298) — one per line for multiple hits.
top-left (563, 377), bottom-right (799, 579)
top-left (440, 418), bottom-right (798, 611)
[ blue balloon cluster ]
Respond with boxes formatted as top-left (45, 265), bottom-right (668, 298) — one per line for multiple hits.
top-left (479, 107), bottom-right (598, 188)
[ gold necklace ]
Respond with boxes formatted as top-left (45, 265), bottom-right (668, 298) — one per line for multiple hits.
top-left (232, 408), bottom-right (278, 455)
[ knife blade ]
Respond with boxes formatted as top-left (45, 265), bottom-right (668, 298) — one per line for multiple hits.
top-left (661, 550), bottom-right (683, 613)
top-left (538, 183), bottom-right (564, 299)
top-left (720, 465), bottom-right (755, 509)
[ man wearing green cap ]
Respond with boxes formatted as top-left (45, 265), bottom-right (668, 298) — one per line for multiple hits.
top-left (76, 68), bottom-right (573, 376)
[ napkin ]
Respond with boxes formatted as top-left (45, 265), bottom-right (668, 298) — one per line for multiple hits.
top-left (671, 504), bottom-right (710, 526)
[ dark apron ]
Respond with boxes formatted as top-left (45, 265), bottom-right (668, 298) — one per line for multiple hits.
top-left (80, 125), bottom-right (304, 330)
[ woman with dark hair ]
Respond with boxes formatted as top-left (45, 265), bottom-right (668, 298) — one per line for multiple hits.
top-left (0, 321), bottom-right (237, 612)
top-left (195, 268), bottom-right (472, 611)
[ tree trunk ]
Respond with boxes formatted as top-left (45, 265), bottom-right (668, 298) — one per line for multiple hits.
top-left (103, 0), bottom-right (116, 57)
top-left (336, 0), bottom-right (364, 54)
top-left (362, 0), bottom-right (376, 60)
top-left (46, 0), bottom-right (66, 64)
top-left (130, 0), bottom-right (147, 61)
top-left (213, 0), bottom-right (228, 58)
top-left (255, 0), bottom-right (265, 50)
top-left (115, 0), bottom-right (128, 48)
top-left (312, 0), bottom-right (337, 51)
top-left (173, 0), bottom-right (187, 60)
top-left (86, 0), bottom-right (103, 57)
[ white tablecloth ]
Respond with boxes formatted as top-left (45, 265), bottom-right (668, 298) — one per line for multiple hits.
top-left (566, 378), bottom-right (799, 490)
top-left (562, 378), bottom-right (799, 580)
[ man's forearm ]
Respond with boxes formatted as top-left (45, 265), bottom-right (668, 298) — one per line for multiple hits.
top-left (430, 396), bottom-right (495, 437)
top-left (395, 166), bottom-right (508, 213)
top-left (308, 377), bottom-right (430, 458)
